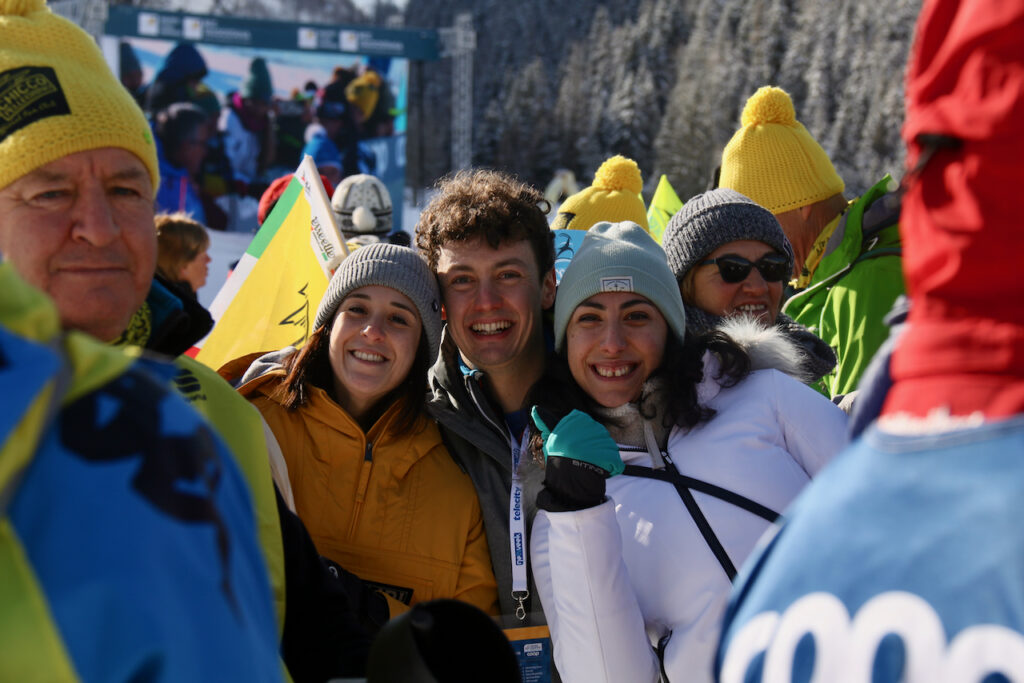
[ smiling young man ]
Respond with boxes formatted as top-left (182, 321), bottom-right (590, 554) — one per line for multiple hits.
top-left (416, 170), bottom-right (556, 633)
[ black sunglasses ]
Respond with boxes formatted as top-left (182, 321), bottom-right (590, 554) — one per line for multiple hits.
top-left (697, 253), bottom-right (790, 284)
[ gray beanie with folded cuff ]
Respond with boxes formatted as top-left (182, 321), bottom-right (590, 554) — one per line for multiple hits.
top-left (554, 221), bottom-right (687, 351)
top-left (314, 243), bottom-right (443, 358)
top-left (662, 188), bottom-right (794, 281)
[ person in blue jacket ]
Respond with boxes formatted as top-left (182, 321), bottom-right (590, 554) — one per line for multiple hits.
top-left (154, 102), bottom-right (209, 224)
top-left (715, 2), bottom-right (1024, 681)
top-left (0, 262), bottom-right (283, 682)
top-left (144, 41), bottom-right (208, 115)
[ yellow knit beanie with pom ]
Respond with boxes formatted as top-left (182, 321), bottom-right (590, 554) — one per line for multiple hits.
top-left (552, 155), bottom-right (649, 232)
top-left (719, 86), bottom-right (843, 215)
top-left (0, 0), bottom-right (159, 192)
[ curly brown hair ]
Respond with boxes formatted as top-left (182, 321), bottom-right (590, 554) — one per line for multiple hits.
top-left (415, 169), bottom-right (555, 278)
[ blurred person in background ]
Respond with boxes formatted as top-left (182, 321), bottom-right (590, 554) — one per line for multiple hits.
top-left (156, 212), bottom-right (211, 296)
top-left (332, 173), bottom-right (395, 248)
top-left (153, 102), bottom-right (208, 224)
top-left (144, 41), bottom-right (208, 116)
top-left (220, 56), bottom-right (275, 196)
top-left (119, 40), bottom-right (145, 106)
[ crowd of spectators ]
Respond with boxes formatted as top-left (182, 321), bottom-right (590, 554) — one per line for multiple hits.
top-left (120, 41), bottom-right (394, 232)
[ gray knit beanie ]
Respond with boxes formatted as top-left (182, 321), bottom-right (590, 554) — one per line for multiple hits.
top-left (314, 243), bottom-right (442, 358)
top-left (554, 221), bottom-right (686, 351)
top-left (662, 188), bottom-right (794, 281)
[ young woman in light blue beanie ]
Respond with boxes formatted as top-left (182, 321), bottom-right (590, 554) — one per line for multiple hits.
top-left (527, 221), bottom-right (848, 683)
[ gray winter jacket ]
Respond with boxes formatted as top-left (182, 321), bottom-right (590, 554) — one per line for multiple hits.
top-left (427, 328), bottom-right (549, 625)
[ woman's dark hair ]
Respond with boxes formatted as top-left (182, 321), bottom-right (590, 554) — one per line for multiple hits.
top-left (273, 321), bottom-right (431, 434)
top-left (528, 330), bottom-right (751, 461)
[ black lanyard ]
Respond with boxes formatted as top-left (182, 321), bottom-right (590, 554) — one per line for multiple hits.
top-left (622, 453), bottom-right (779, 581)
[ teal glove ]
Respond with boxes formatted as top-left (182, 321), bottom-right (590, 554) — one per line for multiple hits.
top-left (531, 407), bottom-right (625, 476)
top-left (531, 407), bottom-right (624, 512)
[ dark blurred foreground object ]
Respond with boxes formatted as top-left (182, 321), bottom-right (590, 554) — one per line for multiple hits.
top-left (367, 600), bottom-right (520, 683)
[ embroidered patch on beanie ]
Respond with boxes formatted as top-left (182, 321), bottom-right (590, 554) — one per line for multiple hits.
top-left (600, 276), bottom-right (634, 292)
top-left (0, 66), bottom-right (70, 142)
top-left (0, 0), bottom-right (159, 191)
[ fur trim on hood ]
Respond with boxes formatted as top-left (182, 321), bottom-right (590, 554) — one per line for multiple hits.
top-left (716, 316), bottom-right (817, 385)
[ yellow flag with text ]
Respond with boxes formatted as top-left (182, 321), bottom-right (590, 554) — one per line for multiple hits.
top-left (194, 156), bottom-right (348, 370)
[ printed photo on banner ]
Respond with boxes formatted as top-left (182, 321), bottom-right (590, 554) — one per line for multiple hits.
top-left (552, 229), bottom-right (586, 285)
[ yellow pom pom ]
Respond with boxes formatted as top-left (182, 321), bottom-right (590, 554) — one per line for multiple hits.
top-left (593, 155), bottom-right (643, 194)
top-left (741, 86), bottom-right (797, 127)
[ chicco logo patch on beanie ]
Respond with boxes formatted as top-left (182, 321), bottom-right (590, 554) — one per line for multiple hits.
top-left (0, 66), bottom-right (70, 142)
top-left (719, 86), bottom-right (844, 215)
top-left (0, 0), bottom-right (159, 191)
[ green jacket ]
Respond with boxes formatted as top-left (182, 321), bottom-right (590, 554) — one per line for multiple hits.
top-left (782, 176), bottom-right (905, 398)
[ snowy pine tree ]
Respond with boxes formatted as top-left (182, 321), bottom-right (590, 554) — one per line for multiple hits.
top-left (403, 0), bottom-right (921, 202)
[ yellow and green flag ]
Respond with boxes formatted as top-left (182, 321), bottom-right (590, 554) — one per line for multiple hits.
top-left (194, 156), bottom-right (348, 370)
top-left (646, 174), bottom-right (684, 244)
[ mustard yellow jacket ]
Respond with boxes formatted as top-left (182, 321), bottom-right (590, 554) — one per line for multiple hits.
top-left (232, 353), bottom-right (498, 615)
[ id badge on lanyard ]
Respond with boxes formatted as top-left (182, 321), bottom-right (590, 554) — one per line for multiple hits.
top-left (507, 430), bottom-right (531, 621)
top-left (504, 429), bottom-right (554, 683)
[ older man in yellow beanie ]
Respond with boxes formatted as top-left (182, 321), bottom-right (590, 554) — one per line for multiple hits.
top-left (0, 0), bottom-right (291, 679)
top-left (0, 2), bottom-right (379, 679)
top-left (719, 86), bottom-right (905, 400)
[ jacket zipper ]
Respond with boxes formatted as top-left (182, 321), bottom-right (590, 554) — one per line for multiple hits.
top-left (348, 441), bottom-right (373, 539)
top-left (464, 372), bottom-right (513, 455)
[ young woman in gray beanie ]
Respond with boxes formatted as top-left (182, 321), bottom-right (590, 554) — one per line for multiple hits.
top-left (227, 243), bottom-right (498, 616)
top-left (527, 221), bottom-right (847, 683)
top-left (662, 188), bottom-right (837, 391)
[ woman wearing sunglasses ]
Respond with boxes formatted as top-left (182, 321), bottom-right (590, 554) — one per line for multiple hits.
top-left (663, 189), bottom-right (837, 390)
top-left (527, 221), bottom-right (847, 683)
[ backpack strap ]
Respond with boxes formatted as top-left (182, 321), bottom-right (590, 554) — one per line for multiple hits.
top-left (622, 463), bottom-right (780, 581)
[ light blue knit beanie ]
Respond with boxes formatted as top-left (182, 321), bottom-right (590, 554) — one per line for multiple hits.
top-left (554, 221), bottom-right (686, 351)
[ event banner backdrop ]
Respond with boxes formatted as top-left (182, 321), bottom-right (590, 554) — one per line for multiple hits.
top-left (101, 6), bottom-right (440, 232)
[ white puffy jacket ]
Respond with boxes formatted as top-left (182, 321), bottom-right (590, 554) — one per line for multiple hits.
top-left (531, 325), bottom-right (848, 683)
